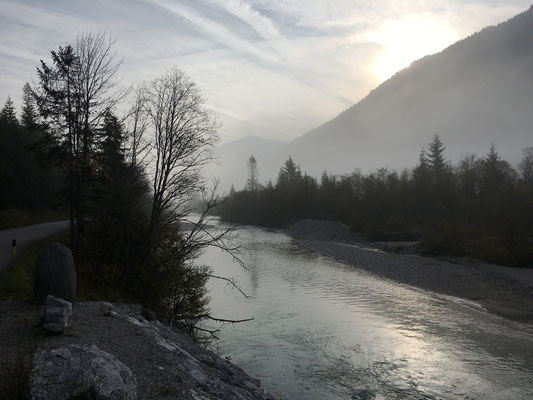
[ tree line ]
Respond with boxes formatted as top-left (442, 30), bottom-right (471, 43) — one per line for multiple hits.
top-left (218, 135), bottom-right (533, 267)
top-left (0, 32), bottom-right (239, 337)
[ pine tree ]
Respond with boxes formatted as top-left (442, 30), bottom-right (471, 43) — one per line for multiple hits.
top-left (277, 156), bottom-right (301, 188)
top-left (0, 96), bottom-right (19, 127)
top-left (427, 133), bottom-right (446, 176)
top-left (21, 83), bottom-right (38, 131)
top-left (99, 111), bottom-right (126, 173)
top-left (418, 148), bottom-right (428, 169)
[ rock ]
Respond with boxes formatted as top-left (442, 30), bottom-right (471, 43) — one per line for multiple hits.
top-left (43, 295), bottom-right (72, 333)
top-left (101, 302), bottom-right (117, 317)
top-left (31, 344), bottom-right (137, 400)
top-left (33, 243), bottom-right (77, 304)
top-left (141, 308), bottom-right (157, 321)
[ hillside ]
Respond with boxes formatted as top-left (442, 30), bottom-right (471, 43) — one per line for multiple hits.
top-left (212, 5), bottom-right (533, 189)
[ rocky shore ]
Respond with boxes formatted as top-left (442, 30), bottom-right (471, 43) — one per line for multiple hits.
top-left (0, 300), bottom-right (276, 399)
top-left (287, 219), bottom-right (533, 324)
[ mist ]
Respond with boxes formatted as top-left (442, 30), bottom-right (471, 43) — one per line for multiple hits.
top-left (209, 6), bottom-right (533, 191)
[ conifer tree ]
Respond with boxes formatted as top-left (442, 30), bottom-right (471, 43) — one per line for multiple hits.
top-left (427, 133), bottom-right (446, 177)
top-left (0, 96), bottom-right (19, 127)
top-left (21, 83), bottom-right (38, 131)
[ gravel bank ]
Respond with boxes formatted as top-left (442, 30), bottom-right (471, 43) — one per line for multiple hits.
top-left (300, 240), bottom-right (533, 323)
top-left (287, 220), bottom-right (533, 324)
top-left (0, 300), bottom-right (276, 400)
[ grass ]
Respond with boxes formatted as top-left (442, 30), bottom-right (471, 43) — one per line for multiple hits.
top-left (76, 260), bottom-right (133, 303)
top-left (0, 227), bottom-right (132, 302)
top-left (0, 344), bottom-right (35, 399)
top-left (0, 230), bottom-right (69, 299)
top-left (0, 208), bottom-right (68, 231)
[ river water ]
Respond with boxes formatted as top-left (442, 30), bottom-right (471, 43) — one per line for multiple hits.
top-left (198, 225), bottom-right (533, 400)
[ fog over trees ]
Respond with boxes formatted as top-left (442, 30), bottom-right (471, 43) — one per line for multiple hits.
top-left (218, 134), bottom-right (533, 267)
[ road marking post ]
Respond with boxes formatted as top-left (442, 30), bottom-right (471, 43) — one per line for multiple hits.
top-left (11, 239), bottom-right (16, 259)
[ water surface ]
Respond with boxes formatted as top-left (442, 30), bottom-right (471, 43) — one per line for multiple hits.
top-left (198, 226), bottom-right (533, 400)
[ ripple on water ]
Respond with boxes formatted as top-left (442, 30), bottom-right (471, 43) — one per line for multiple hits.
top-left (200, 226), bottom-right (533, 400)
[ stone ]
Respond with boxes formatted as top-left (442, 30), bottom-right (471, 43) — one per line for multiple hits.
top-left (141, 308), bottom-right (157, 321)
top-left (101, 301), bottom-right (117, 317)
top-left (31, 344), bottom-right (137, 400)
top-left (34, 243), bottom-right (77, 303)
top-left (43, 295), bottom-right (72, 333)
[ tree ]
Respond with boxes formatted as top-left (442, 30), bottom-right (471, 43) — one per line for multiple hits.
top-left (245, 155), bottom-right (259, 192)
top-left (145, 67), bottom-right (218, 231)
top-left (480, 144), bottom-right (515, 191)
top-left (98, 111), bottom-right (126, 172)
top-left (140, 67), bottom-right (248, 327)
top-left (88, 110), bottom-right (151, 277)
top-left (126, 86), bottom-right (150, 170)
top-left (427, 133), bottom-right (447, 178)
top-left (276, 156), bottom-right (301, 188)
top-left (34, 32), bottom-right (124, 255)
top-left (519, 147), bottom-right (533, 191)
top-left (0, 96), bottom-right (18, 127)
top-left (21, 83), bottom-right (38, 131)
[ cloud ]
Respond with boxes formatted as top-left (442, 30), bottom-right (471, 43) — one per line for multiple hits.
top-left (0, 0), bottom-right (530, 142)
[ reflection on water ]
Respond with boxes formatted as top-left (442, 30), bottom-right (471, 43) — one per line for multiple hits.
top-left (198, 226), bottom-right (533, 400)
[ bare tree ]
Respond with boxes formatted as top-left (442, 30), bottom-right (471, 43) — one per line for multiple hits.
top-left (145, 67), bottom-right (219, 232)
top-left (126, 86), bottom-right (150, 169)
top-left (138, 70), bottom-right (254, 335)
top-left (245, 155), bottom-right (259, 192)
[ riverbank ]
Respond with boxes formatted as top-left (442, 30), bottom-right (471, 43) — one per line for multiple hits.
top-left (0, 300), bottom-right (276, 399)
top-left (287, 220), bottom-right (533, 324)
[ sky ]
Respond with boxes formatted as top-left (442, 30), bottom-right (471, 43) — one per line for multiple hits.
top-left (0, 0), bottom-right (531, 143)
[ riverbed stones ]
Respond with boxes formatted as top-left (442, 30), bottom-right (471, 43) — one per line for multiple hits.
top-left (34, 243), bottom-right (77, 303)
top-left (30, 344), bottom-right (137, 400)
top-left (43, 295), bottom-right (72, 333)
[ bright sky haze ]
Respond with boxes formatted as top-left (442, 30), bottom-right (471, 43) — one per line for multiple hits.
top-left (0, 0), bottom-right (530, 143)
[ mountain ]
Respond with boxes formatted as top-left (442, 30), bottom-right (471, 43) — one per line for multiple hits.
top-left (212, 6), bottom-right (533, 190)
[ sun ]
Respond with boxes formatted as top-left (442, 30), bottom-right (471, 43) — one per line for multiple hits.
top-left (368, 17), bottom-right (459, 82)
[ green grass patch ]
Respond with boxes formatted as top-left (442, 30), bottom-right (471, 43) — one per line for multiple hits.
top-left (0, 209), bottom-right (68, 231)
top-left (0, 230), bottom-right (69, 298)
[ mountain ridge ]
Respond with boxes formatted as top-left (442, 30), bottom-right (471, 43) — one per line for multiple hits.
top-left (211, 5), bottom-right (533, 190)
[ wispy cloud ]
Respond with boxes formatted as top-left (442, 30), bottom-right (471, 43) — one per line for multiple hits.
top-left (0, 0), bottom-right (530, 142)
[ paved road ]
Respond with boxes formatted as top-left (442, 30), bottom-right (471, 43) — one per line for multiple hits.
top-left (0, 220), bottom-right (69, 270)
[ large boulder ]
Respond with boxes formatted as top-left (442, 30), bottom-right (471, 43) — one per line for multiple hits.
top-left (43, 295), bottom-right (72, 333)
top-left (33, 243), bottom-right (76, 303)
top-left (31, 344), bottom-right (137, 400)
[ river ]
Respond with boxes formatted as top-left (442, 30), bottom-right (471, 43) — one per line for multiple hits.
top-left (198, 225), bottom-right (533, 400)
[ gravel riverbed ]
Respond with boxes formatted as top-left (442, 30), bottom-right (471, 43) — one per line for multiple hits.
top-left (287, 220), bottom-right (533, 324)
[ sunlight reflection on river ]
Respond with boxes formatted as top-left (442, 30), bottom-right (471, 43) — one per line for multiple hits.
top-left (197, 225), bottom-right (533, 400)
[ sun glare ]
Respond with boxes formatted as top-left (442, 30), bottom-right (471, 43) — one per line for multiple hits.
top-left (368, 18), bottom-right (459, 82)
